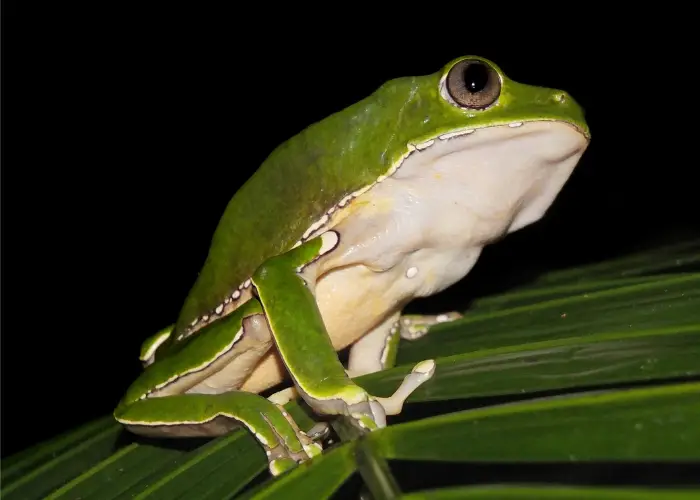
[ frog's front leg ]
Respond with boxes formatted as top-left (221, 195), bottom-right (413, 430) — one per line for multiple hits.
top-left (252, 231), bottom-right (436, 432)
top-left (347, 310), bottom-right (462, 377)
top-left (346, 311), bottom-right (402, 378)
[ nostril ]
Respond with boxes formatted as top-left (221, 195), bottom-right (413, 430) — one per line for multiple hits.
top-left (552, 92), bottom-right (568, 104)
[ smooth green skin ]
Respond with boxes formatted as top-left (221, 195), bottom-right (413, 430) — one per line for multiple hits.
top-left (115, 55), bottom-right (589, 475)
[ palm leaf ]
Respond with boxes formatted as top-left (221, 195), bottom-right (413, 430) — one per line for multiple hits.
top-left (3, 240), bottom-right (699, 499)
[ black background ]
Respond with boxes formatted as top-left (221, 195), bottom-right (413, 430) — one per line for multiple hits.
top-left (1, 5), bottom-right (697, 463)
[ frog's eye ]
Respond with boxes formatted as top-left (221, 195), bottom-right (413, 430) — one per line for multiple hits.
top-left (445, 59), bottom-right (501, 110)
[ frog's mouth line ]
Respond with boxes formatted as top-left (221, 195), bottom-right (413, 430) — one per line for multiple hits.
top-left (182, 119), bottom-right (587, 341)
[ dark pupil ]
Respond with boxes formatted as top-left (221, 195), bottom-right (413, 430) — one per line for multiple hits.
top-left (462, 63), bottom-right (489, 93)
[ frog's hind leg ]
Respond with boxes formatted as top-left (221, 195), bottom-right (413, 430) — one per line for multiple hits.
top-left (116, 391), bottom-right (321, 476)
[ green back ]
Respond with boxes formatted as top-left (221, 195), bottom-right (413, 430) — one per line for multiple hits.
top-left (173, 74), bottom-right (431, 337)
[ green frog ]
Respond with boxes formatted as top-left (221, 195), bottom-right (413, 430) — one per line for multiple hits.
top-left (114, 55), bottom-right (590, 475)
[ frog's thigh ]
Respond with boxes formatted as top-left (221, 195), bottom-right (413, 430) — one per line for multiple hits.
top-left (239, 350), bottom-right (287, 394)
top-left (398, 312), bottom-right (463, 340)
top-left (347, 310), bottom-right (401, 377)
top-left (117, 392), bottom-right (321, 476)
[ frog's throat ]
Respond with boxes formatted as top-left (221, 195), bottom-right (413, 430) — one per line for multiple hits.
top-left (182, 119), bottom-right (572, 340)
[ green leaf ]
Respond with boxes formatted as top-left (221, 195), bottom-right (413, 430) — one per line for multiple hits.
top-left (366, 325), bottom-right (700, 403)
top-left (1, 416), bottom-right (117, 486)
top-left (400, 485), bottom-right (700, 499)
top-left (45, 432), bottom-right (266, 500)
top-left (358, 274), bottom-right (699, 402)
top-left (4, 242), bottom-right (699, 498)
top-left (374, 382), bottom-right (700, 461)
top-left (236, 442), bottom-right (357, 500)
top-left (527, 239), bottom-right (700, 285)
top-left (352, 439), bottom-right (401, 500)
top-left (468, 275), bottom-right (674, 313)
top-left (1, 420), bottom-right (124, 500)
top-left (395, 274), bottom-right (699, 363)
top-left (122, 432), bottom-right (265, 500)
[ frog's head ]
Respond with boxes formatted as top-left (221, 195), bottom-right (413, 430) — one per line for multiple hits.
top-left (432, 55), bottom-right (589, 137)
top-left (367, 55), bottom-right (590, 234)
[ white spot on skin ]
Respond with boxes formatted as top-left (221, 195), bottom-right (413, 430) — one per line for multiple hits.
top-left (319, 231), bottom-right (340, 256)
top-left (436, 314), bottom-right (449, 322)
top-left (202, 315), bottom-right (209, 322)
top-left (243, 279), bottom-right (252, 288)
top-left (415, 139), bottom-right (435, 150)
top-left (303, 214), bottom-right (330, 240)
top-left (190, 318), bottom-right (199, 327)
top-left (509, 122), bottom-right (523, 128)
top-left (439, 129), bottom-right (475, 140)
top-left (232, 290), bottom-right (241, 300)
top-left (215, 304), bottom-right (224, 315)
top-left (405, 266), bottom-right (418, 279)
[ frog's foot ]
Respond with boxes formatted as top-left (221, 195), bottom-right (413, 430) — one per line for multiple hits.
top-left (398, 312), bottom-right (462, 340)
top-left (304, 422), bottom-right (332, 442)
top-left (267, 388), bottom-right (331, 442)
top-left (267, 404), bottom-right (323, 475)
top-left (374, 359), bottom-right (436, 415)
top-left (345, 359), bottom-right (436, 432)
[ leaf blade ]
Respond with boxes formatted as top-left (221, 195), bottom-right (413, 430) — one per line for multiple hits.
top-left (374, 382), bottom-right (700, 461)
top-left (400, 485), bottom-right (700, 499)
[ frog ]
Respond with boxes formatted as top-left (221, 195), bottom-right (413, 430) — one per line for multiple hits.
top-left (114, 55), bottom-right (590, 476)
